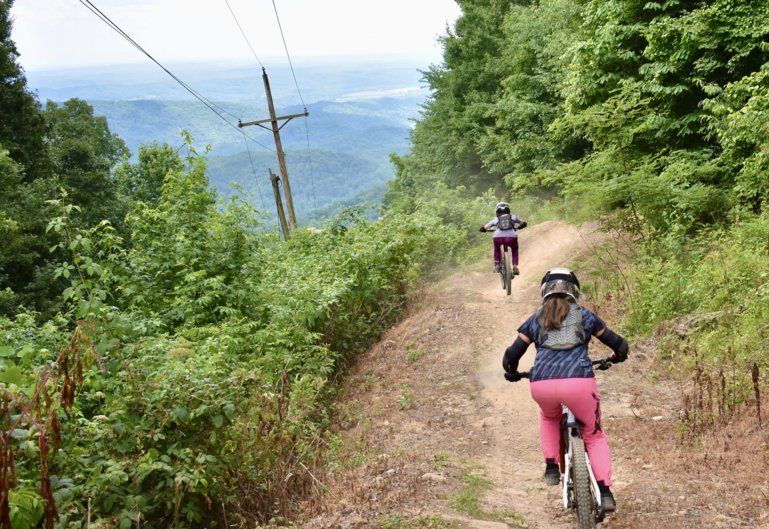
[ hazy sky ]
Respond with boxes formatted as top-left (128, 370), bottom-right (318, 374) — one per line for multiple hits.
top-left (10, 0), bottom-right (462, 71)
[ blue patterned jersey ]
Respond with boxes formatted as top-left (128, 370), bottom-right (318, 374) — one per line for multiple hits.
top-left (517, 305), bottom-right (607, 381)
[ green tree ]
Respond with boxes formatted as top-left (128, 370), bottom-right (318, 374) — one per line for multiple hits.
top-left (0, 0), bottom-right (49, 180)
top-left (477, 0), bottom-right (586, 191)
top-left (394, 0), bottom-right (524, 198)
top-left (553, 0), bottom-right (769, 227)
top-left (115, 141), bottom-right (183, 205)
top-left (0, 148), bottom-right (59, 315)
top-left (44, 98), bottom-right (129, 229)
top-left (121, 142), bottom-right (263, 330)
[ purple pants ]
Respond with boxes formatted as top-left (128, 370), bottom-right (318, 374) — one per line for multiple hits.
top-left (530, 377), bottom-right (613, 486)
top-left (493, 237), bottom-right (518, 265)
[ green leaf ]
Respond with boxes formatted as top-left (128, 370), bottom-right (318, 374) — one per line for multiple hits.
top-left (171, 407), bottom-right (190, 424)
top-left (10, 428), bottom-right (29, 440)
top-left (0, 366), bottom-right (27, 387)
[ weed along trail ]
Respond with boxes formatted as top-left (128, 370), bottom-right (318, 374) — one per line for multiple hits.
top-left (301, 220), bottom-right (765, 529)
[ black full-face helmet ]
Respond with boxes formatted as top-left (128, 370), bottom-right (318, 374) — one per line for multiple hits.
top-left (540, 267), bottom-right (581, 303)
top-left (495, 202), bottom-right (511, 216)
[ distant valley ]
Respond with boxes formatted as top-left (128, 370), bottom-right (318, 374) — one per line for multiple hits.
top-left (25, 56), bottom-right (433, 224)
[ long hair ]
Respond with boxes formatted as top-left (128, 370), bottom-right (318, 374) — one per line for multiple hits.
top-left (541, 294), bottom-right (572, 331)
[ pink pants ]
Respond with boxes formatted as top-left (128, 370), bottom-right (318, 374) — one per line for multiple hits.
top-left (493, 237), bottom-right (518, 265)
top-left (530, 378), bottom-right (613, 486)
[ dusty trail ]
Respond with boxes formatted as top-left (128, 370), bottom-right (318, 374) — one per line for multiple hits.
top-left (302, 220), bottom-right (769, 529)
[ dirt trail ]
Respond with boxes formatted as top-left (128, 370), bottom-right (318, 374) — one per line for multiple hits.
top-left (301, 220), bottom-right (769, 529)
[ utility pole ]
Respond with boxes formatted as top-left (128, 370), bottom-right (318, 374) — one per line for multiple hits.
top-left (269, 169), bottom-right (290, 241)
top-left (239, 67), bottom-right (308, 231)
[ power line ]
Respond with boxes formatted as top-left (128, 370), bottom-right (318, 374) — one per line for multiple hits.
top-left (270, 0), bottom-right (306, 109)
top-left (239, 130), bottom-right (267, 211)
top-left (78, 0), bottom-right (274, 153)
top-left (223, 0), bottom-right (264, 69)
top-left (271, 0), bottom-right (319, 223)
top-left (301, 119), bottom-right (319, 225)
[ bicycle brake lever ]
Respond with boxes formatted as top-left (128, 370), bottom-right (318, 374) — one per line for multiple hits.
top-left (595, 359), bottom-right (612, 371)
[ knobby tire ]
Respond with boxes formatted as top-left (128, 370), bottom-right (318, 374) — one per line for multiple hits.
top-left (503, 246), bottom-right (512, 296)
top-left (571, 437), bottom-right (597, 529)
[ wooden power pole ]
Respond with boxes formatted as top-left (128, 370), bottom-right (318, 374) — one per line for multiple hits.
top-left (238, 67), bottom-right (308, 231)
top-left (269, 169), bottom-right (290, 241)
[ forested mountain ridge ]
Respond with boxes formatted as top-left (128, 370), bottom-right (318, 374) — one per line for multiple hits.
top-left (28, 60), bottom-right (428, 222)
top-left (2, 0), bottom-right (769, 528)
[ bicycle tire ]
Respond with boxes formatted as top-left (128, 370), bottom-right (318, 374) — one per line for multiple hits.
top-left (571, 437), bottom-right (597, 529)
top-left (498, 259), bottom-right (506, 290)
top-left (503, 246), bottom-right (512, 295)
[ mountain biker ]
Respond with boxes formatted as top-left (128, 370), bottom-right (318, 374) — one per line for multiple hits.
top-left (501, 267), bottom-right (629, 512)
top-left (479, 202), bottom-right (526, 275)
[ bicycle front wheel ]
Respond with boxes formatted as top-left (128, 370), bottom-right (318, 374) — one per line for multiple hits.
top-left (571, 437), bottom-right (597, 529)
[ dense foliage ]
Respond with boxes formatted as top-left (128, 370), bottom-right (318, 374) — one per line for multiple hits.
top-left (2, 141), bottom-right (467, 527)
top-left (4, 0), bottom-right (769, 525)
top-left (390, 0), bottom-right (769, 222)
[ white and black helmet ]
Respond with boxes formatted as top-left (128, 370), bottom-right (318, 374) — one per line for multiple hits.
top-left (540, 267), bottom-right (581, 302)
top-left (495, 202), bottom-right (511, 216)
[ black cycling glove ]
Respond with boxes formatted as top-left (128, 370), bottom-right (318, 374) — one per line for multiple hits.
top-left (597, 328), bottom-right (629, 363)
top-left (504, 370), bottom-right (522, 382)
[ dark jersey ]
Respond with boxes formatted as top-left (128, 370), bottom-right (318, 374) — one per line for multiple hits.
top-left (517, 305), bottom-right (606, 382)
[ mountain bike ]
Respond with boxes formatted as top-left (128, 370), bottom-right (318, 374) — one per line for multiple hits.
top-left (511, 358), bottom-right (613, 529)
top-left (483, 222), bottom-right (524, 295)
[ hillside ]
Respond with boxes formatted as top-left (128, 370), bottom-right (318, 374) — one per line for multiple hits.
top-left (299, 221), bottom-right (768, 529)
top-left (26, 58), bottom-right (430, 221)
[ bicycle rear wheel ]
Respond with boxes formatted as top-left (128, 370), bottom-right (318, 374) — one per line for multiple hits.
top-left (570, 437), bottom-right (597, 529)
top-left (503, 246), bottom-right (512, 295)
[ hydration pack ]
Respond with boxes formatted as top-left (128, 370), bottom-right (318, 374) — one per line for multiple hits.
top-left (497, 213), bottom-right (515, 231)
top-left (537, 303), bottom-right (587, 350)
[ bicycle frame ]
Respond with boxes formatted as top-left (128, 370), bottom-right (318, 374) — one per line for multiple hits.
top-left (562, 406), bottom-right (604, 520)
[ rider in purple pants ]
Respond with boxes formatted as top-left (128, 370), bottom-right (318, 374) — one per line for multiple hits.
top-left (479, 202), bottom-right (526, 275)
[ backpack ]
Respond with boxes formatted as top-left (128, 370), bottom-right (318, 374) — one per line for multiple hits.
top-left (536, 303), bottom-right (587, 350)
top-left (497, 213), bottom-right (515, 231)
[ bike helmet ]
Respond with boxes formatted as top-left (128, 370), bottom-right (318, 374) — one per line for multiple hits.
top-left (495, 202), bottom-right (511, 216)
top-left (540, 267), bottom-right (581, 302)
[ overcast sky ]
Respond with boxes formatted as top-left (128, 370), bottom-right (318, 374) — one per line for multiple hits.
top-left (10, 0), bottom-right (462, 71)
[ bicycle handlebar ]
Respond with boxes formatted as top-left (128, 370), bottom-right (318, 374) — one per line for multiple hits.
top-left (481, 223), bottom-right (526, 233)
top-left (507, 358), bottom-right (613, 382)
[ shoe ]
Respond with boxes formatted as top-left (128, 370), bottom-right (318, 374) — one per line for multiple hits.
top-left (544, 460), bottom-right (560, 486)
top-left (512, 266), bottom-right (520, 276)
top-left (597, 481), bottom-right (616, 512)
top-left (493, 264), bottom-right (500, 273)
top-left (600, 490), bottom-right (616, 512)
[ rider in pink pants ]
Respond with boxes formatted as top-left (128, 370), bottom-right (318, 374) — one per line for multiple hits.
top-left (502, 267), bottom-right (629, 512)
top-left (530, 377), bottom-right (612, 485)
